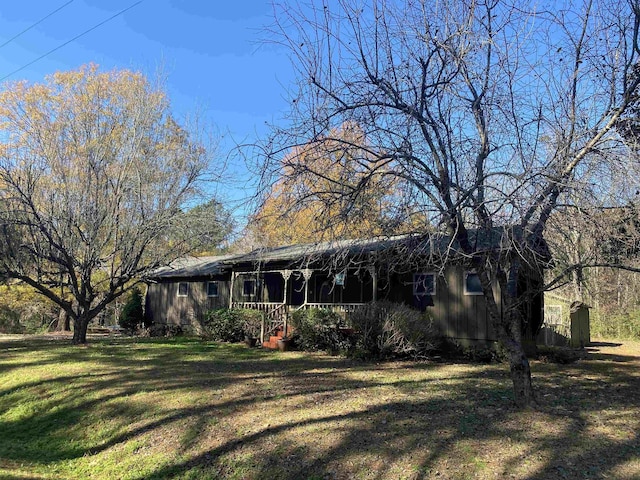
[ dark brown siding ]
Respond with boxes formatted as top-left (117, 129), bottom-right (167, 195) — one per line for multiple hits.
top-left (145, 276), bottom-right (230, 332)
top-left (438, 266), bottom-right (500, 343)
top-left (393, 266), bottom-right (501, 344)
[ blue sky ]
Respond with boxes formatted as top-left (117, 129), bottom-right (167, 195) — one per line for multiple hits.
top-left (0, 0), bottom-right (296, 217)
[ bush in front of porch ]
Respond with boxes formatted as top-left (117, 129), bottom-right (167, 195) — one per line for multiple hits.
top-left (290, 308), bottom-right (355, 355)
top-left (349, 301), bottom-right (441, 359)
top-left (202, 308), bottom-right (263, 343)
top-left (291, 302), bottom-right (442, 359)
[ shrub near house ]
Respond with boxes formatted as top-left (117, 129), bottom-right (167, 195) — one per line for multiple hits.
top-left (291, 302), bottom-right (441, 359)
top-left (290, 308), bottom-right (354, 354)
top-left (119, 288), bottom-right (145, 333)
top-left (202, 309), bottom-right (262, 342)
top-left (350, 301), bottom-right (441, 358)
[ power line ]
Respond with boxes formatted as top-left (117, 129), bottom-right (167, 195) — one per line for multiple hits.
top-left (0, 0), bottom-right (75, 49)
top-left (0, 0), bottom-right (143, 83)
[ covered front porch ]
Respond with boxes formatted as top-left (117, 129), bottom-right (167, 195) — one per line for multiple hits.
top-left (230, 267), bottom-right (377, 346)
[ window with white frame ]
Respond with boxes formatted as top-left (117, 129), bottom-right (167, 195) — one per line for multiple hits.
top-left (177, 282), bottom-right (189, 297)
top-left (413, 272), bottom-right (436, 296)
top-left (207, 281), bottom-right (219, 297)
top-left (464, 271), bottom-right (483, 295)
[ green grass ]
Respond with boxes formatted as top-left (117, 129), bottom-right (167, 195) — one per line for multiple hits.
top-left (0, 335), bottom-right (639, 479)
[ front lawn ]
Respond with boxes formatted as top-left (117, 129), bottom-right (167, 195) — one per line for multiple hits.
top-left (0, 335), bottom-right (638, 479)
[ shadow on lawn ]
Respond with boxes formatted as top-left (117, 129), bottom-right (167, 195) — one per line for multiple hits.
top-left (0, 337), bottom-right (639, 480)
top-left (588, 341), bottom-right (623, 348)
top-left (584, 343), bottom-right (637, 363)
top-left (140, 370), bottom-right (640, 480)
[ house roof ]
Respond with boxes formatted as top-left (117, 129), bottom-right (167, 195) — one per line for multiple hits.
top-left (222, 235), bottom-right (412, 265)
top-left (148, 226), bottom-right (549, 279)
top-left (224, 227), bottom-right (535, 265)
top-left (150, 254), bottom-right (240, 278)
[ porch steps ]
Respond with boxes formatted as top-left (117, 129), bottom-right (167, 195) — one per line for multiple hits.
top-left (262, 328), bottom-right (286, 350)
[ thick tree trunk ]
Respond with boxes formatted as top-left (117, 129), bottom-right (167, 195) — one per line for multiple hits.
top-left (56, 308), bottom-right (71, 332)
top-left (477, 263), bottom-right (537, 408)
top-left (72, 314), bottom-right (90, 344)
top-left (504, 338), bottom-right (536, 408)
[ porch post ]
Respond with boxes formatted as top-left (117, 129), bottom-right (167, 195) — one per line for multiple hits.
top-left (281, 270), bottom-right (292, 337)
top-left (229, 271), bottom-right (236, 308)
top-left (368, 265), bottom-right (377, 302)
top-left (302, 268), bottom-right (313, 306)
top-left (281, 270), bottom-right (292, 304)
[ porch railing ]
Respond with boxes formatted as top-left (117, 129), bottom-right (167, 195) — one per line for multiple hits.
top-left (232, 301), bottom-right (283, 313)
top-left (232, 302), bottom-right (290, 342)
top-left (298, 303), bottom-right (367, 312)
top-left (232, 301), bottom-right (369, 341)
top-left (296, 303), bottom-right (368, 326)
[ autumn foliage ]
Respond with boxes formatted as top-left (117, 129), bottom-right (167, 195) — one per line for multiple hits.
top-left (249, 123), bottom-right (412, 246)
top-left (0, 64), bottom-right (214, 343)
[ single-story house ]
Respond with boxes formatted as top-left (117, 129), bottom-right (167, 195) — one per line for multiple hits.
top-left (145, 230), bottom-right (546, 346)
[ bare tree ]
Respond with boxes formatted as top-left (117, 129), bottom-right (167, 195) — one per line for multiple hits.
top-left (0, 65), bottom-right (224, 344)
top-left (261, 0), bottom-right (640, 406)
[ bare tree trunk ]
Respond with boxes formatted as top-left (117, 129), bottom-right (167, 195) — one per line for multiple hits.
top-left (572, 268), bottom-right (585, 302)
top-left (72, 320), bottom-right (86, 344)
top-left (503, 337), bottom-right (535, 408)
top-left (494, 300), bottom-right (536, 408)
top-left (56, 308), bottom-right (70, 332)
top-left (479, 263), bottom-right (536, 408)
top-left (72, 310), bottom-right (90, 344)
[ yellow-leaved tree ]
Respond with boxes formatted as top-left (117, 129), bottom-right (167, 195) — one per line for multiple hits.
top-left (0, 64), bottom-right (226, 344)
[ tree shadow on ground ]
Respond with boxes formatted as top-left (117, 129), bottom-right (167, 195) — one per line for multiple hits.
top-left (588, 341), bottom-right (623, 348)
top-left (584, 342), bottom-right (636, 363)
top-left (0, 336), bottom-right (638, 479)
top-left (141, 368), bottom-right (639, 480)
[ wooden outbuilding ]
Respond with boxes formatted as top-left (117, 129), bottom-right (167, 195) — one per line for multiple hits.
top-left (536, 294), bottom-right (591, 347)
